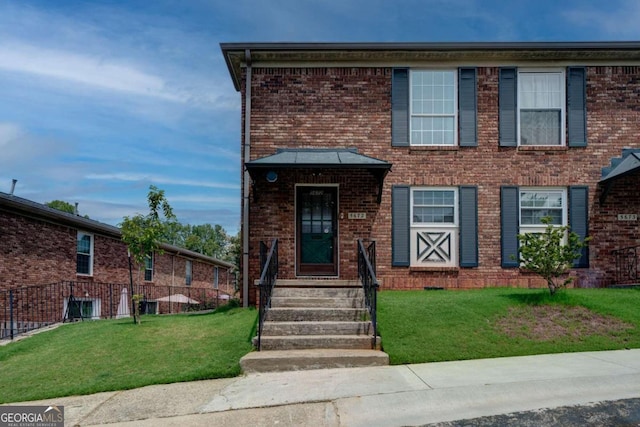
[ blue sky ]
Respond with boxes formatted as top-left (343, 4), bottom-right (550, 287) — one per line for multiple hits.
top-left (1, 0), bottom-right (639, 233)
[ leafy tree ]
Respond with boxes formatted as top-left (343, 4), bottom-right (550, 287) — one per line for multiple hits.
top-left (46, 200), bottom-right (90, 218)
top-left (120, 186), bottom-right (176, 323)
top-left (162, 222), bottom-right (236, 262)
top-left (516, 216), bottom-right (590, 296)
top-left (45, 200), bottom-right (75, 214)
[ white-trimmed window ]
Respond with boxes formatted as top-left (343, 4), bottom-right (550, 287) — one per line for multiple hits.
top-left (518, 69), bottom-right (565, 146)
top-left (213, 266), bottom-right (219, 289)
top-left (519, 188), bottom-right (567, 231)
top-left (64, 297), bottom-right (101, 320)
top-left (76, 232), bottom-right (93, 275)
top-left (144, 253), bottom-right (153, 282)
top-left (410, 70), bottom-right (457, 146)
top-left (410, 188), bottom-right (458, 266)
top-left (186, 260), bottom-right (192, 286)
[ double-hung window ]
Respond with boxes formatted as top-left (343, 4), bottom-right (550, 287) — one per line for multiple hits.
top-left (144, 253), bottom-right (153, 281)
top-left (501, 186), bottom-right (588, 269)
top-left (185, 260), bottom-right (192, 286)
top-left (519, 189), bottom-right (566, 229)
top-left (500, 67), bottom-right (585, 148)
top-left (76, 232), bottom-right (93, 275)
top-left (392, 185), bottom-right (478, 268)
top-left (410, 188), bottom-right (458, 267)
top-left (411, 70), bottom-right (457, 146)
top-left (393, 68), bottom-right (477, 148)
top-left (518, 70), bottom-right (565, 146)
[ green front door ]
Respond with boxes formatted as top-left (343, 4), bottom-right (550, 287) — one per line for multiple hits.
top-left (297, 186), bottom-right (338, 276)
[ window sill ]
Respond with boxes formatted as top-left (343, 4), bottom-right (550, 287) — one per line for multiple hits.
top-left (408, 145), bottom-right (459, 153)
top-left (409, 266), bottom-right (459, 273)
top-left (516, 145), bottom-right (568, 153)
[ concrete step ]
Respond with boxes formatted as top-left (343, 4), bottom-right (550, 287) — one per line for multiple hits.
top-left (276, 279), bottom-right (360, 287)
top-left (273, 287), bottom-right (364, 298)
top-left (240, 349), bottom-right (389, 373)
top-left (262, 321), bottom-right (372, 336)
top-left (265, 307), bottom-right (369, 322)
top-left (255, 334), bottom-right (380, 351)
top-left (270, 296), bottom-right (364, 308)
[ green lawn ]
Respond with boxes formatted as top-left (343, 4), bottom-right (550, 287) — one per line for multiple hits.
top-left (3, 287), bottom-right (639, 403)
top-left (0, 307), bottom-right (257, 404)
top-left (378, 287), bottom-right (640, 365)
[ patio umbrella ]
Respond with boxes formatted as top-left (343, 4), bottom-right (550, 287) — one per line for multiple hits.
top-left (116, 288), bottom-right (131, 318)
top-left (156, 294), bottom-right (199, 304)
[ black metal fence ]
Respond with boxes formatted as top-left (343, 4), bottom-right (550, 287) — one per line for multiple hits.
top-left (357, 239), bottom-right (379, 349)
top-left (1, 281), bottom-right (233, 340)
top-left (612, 244), bottom-right (640, 285)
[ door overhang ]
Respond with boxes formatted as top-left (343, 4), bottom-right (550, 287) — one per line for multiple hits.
top-left (599, 150), bottom-right (640, 204)
top-left (245, 148), bottom-right (392, 203)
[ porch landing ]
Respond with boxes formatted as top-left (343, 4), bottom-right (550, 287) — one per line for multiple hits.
top-left (241, 279), bottom-right (388, 373)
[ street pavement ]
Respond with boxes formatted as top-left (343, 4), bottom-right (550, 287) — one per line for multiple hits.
top-left (6, 349), bottom-right (640, 426)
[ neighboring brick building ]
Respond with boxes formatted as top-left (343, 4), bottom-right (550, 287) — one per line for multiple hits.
top-left (221, 42), bottom-right (640, 306)
top-left (0, 191), bottom-right (235, 301)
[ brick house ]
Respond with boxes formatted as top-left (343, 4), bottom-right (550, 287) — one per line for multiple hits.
top-left (0, 191), bottom-right (235, 321)
top-left (221, 42), bottom-right (640, 307)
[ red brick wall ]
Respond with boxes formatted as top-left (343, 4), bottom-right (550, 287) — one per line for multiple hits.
top-left (242, 66), bottom-right (640, 302)
top-left (1, 210), bottom-right (77, 287)
top-left (0, 210), bottom-right (233, 294)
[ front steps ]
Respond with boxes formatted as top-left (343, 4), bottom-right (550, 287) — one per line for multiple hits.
top-left (241, 280), bottom-right (388, 373)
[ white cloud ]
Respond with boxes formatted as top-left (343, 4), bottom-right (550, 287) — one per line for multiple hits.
top-left (0, 123), bottom-right (23, 146)
top-left (85, 173), bottom-right (239, 190)
top-left (0, 42), bottom-right (185, 102)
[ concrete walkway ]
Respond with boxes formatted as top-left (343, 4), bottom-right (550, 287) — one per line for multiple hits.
top-left (9, 349), bottom-right (640, 426)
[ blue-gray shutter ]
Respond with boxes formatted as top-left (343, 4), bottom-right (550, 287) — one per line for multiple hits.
top-left (392, 68), bottom-right (410, 147)
top-left (569, 186), bottom-right (589, 268)
top-left (567, 67), bottom-right (587, 147)
top-left (501, 186), bottom-right (520, 267)
top-left (459, 186), bottom-right (478, 267)
top-left (392, 185), bottom-right (410, 266)
top-left (499, 68), bottom-right (517, 147)
top-left (458, 68), bottom-right (478, 147)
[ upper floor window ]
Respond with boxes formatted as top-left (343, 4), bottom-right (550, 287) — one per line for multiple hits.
top-left (410, 70), bottom-right (457, 146)
top-left (518, 70), bottom-right (565, 146)
top-left (76, 232), bottom-right (93, 275)
top-left (144, 253), bottom-right (153, 282)
top-left (185, 260), bottom-right (192, 286)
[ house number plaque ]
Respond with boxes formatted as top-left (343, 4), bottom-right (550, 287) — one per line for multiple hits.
top-left (348, 212), bottom-right (367, 220)
top-left (618, 214), bottom-right (638, 221)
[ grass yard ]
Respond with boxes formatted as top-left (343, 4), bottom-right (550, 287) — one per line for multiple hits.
top-left (378, 287), bottom-right (640, 365)
top-left (0, 307), bottom-right (257, 404)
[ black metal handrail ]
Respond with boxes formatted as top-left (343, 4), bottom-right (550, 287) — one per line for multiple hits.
top-left (257, 238), bottom-right (278, 350)
top-left (357, 238), bottom-right (379, 349)
top-left (612, 244), bottom-right (640, 285)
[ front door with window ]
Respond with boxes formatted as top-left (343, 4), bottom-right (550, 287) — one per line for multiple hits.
top-left (296, 186), bottom-right (338, 276)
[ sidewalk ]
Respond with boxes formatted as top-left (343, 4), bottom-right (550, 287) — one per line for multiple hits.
top-left (10, 349), bottom-right (640, 426)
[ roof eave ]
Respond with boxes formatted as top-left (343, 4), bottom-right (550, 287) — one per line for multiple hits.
top-left (220, 41), bottom-right (640, 91)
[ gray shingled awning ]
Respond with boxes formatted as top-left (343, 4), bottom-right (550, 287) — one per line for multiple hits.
top-left (599, 151), bottom-right (640, 204)
top-left (246, 148), bottom-right (392, 202)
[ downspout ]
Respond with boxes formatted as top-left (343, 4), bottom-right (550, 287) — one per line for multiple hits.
top-left (242, 49), bottom-right (252, 308)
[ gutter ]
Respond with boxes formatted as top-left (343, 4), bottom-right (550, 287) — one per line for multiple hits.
top-left (242, 49), bottom-right (252, 308)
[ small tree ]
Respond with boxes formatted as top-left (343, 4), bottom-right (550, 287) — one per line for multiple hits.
top-left (516, 216), bottom-right (590, 296)
top-left (120, 186), bottom-right (176, 323)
